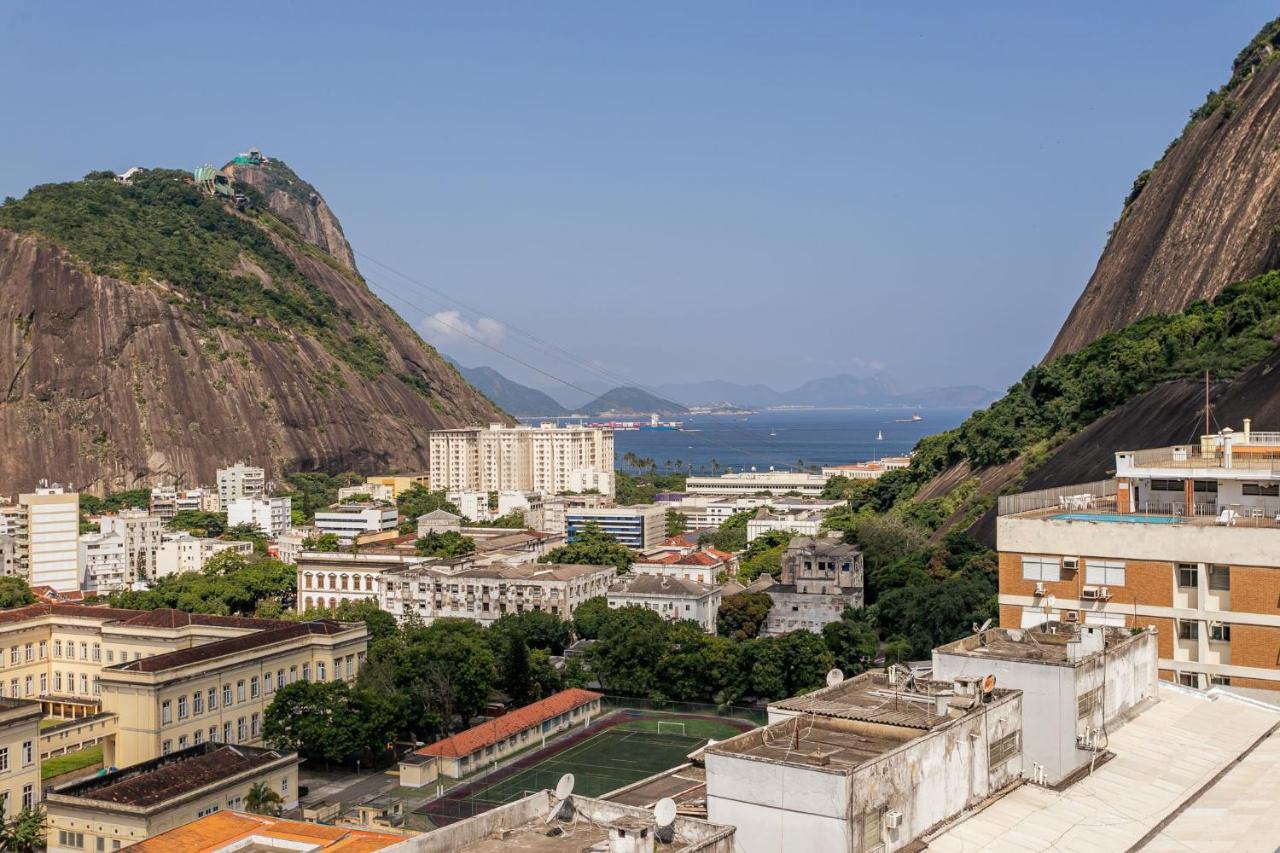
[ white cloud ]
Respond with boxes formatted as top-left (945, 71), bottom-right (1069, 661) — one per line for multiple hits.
top-left (423, 310), bottom-right (505, 346)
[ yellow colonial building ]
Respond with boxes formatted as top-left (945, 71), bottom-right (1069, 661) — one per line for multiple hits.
top-left (45, 742), bottom-right (299, 852)
top-left (0, 697), bottom-right (41, 823)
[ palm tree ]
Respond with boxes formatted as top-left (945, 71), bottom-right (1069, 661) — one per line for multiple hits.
top-left (244, 781), bottom-right (283, 816)
top-left (0, 807), bottom-right (45, 853)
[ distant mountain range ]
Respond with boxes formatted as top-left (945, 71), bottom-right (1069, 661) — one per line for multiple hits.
top-left (449, 357), bottom-right (996, 417)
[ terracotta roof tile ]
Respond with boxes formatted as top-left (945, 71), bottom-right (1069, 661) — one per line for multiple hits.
top-left (129, 811), bottom-right (402, 852)
top-left (415, 688), bottom-right (601, 760)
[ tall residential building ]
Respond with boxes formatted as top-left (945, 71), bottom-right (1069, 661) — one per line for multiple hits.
top-left (429, 423), bottom-right (615, 498)
top-left (226, 497), bottom-right (292, 538)
top-left (154, 533), bottom-right (254, 578)
top-left (78, 532), bottom-right (128, 594)
top-left (16, 485), bottom-right (80, 593)
top-left (149, 488), bottom-right (218, 522)
top-left (312, 502), bottom-right (398, 544)
top-left (565, 504), bottom-right (667, 549)
top-left (98, 508), bottom-right (163, 583)
top-left (216, 463), bottom-right (266, 508)
top-left (996, 419), bottom-right (1280, 691)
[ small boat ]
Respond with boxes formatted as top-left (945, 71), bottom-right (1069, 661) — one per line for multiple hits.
top-left (769, 431), bottom-right (777, 437)
top-left (877, 430), bottom-right (884, 441)
top-left (894, 414), bottom-right (923, 423)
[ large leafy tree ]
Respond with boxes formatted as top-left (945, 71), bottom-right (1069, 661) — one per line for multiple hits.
top-left (263, 681), bottom-right (361, 763)
top-left (0, 577), bottom-right (35, 610)
top-left (107, 552), bottom-right (294, 615)
top-left (539, 522), bottom-right (632, 571)
top-left (167, 509), bottom-right (226, 537)
top-left (699, 510), bottom-right (753, 553)
top-left (397, 485), bottom-right (460, 522)
top-left (414, 531), bottom-right (476, 558)
top-left (822, 610), bottom-right (879, 676)
top-left (302, 532), bottom-right (342, 552)
top-left (716, 592), bottom-right (772, 641)
top-left (391, 619), bottom-right (497, 731)
top-left (586, 605), bottom-right (668, 695)
top-left (740, 530), bottom-right (791, 581)
top-left (571, 597), bottom-right (610, 640)
top-left (0, 807), bottom-right (45, 853)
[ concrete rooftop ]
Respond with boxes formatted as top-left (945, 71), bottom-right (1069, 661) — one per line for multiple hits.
top-left (925, 687), bottom-right (1280, 852)
top-left (934, 623), bottom-right (1142, 666)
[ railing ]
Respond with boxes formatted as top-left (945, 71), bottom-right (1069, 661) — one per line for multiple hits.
top-left (997, 480), bottom-right (1117, 516)
top-left (1120, 445), bottom-right (1280, 474)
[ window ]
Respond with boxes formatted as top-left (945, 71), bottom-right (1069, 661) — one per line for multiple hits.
top-left (106, 650), bottom-right (113, 663)
top-left (178, 735), bottom-right (188, 749)
top-left (237, 717), bottom-right (246, 742)
top-left (197, 804), bottom-right (219, 817)
top-left (1209, 623), bottom-right (1231, 643)
top-left (1177, 564), bottom-right (1198, 589)
top-left (1193, 480), bottom-right (1218, 493)
top-left (277, 670), bottom-right (285, 689)
top-left (289, 665), bottom-right (297, 683)
top-left (53, 640), bottom-right (62, 658)
top-left (1242, 483), bottom-right (1279, 496)
top-left (1209, 565), bottom-right (1231, 591)
top-left (53, 672), bottom-right (61, 692)
top-left (23, 676), bottom-right (31, 696)
top-left (208, 687), bottom-right (218, 711)
top-left (862, 809), bottom-right (883, 851)
top-left (21, 741), bottom-right (32, 767)
top-left (1177, 672), bottom-right (1199, 687)
top-left (79, 642), bottom-right (87, 660)
top-left (281, 775), bottom-right (289, 795)
top-left (251, 712), bottom-right (261, 738)
top-left (237, 680), bottom-right (246, 702)
top-left (92, 643), bottom-right (101, 662)
top-left (162, 700), bottom-right (172, 725)
top-left (317, 662), bottom-right (326, 680)
top-left (223, 722), bottom-right (232, 743)
top-left (79, 674), bottom-right (88, 694)
top-left (38, 641), bottom-right (46, 660)
top-left (1210, 674), bottom-right (1232, 686)
top-left (193, 729), bottom-right (203, 745)
top-left (223, 683), bottom-right (232, 706)
top-left (1178, 620), bottom-right (1200, 640)
top-left (1021, 556), bottom-right (1060, 582)
top-left (8, 647), bottom-right (16, 665)
top-left (23, 643), bottom-right (31, 662)
top-left (39, 673), bottom-right (46, 694)
top-left (193, 691), bottom-right (204, 715)
top-left (178, 695), bottom-right (189, 719)
top-left (250, 676), bottom-right (260, 699)
top-left (1085, 560), bottom-right (1126, 586)
top-left (162, 739), bottom-right (172, 755)
top-left (21, 784), bottom-right (32, 811)
top-left (8, 679), bottom-right (16, 699)
top-left (93, 677), bottom-right (100, 696)
top-left (58, 831), bottom-right (85, 849)
top-left (989, 731), bottom-right (1021, 765)
top-left (209, 725), bottom-right (218, 744)
top-left (335, 658), bottom-right (343, 680)
top-left (0, 747), bottom-right (7, 771)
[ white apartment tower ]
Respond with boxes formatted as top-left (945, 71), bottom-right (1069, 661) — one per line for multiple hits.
top-left (98, 508), bottom-right (163, 583)
top-left (429, 423), bottom-right (615, 498)
top-left (217, 462), bottom-right (266, 507)
top-left (227, 497), bottom-right (293, 538)
top-left (16, 484), bottom-right (80, 592)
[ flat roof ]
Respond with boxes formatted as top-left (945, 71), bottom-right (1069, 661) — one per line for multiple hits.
top-left (54, 744), bottom-right (294, 809)
top-left (710, 715), bottom-right (920, 770)
top-left (767, 670), bottom-right (954, 730)
top-left (129, 811), bottom-right (402, 852)
top-left (925, 687), bottom-right (1280, 852)
top-left (934, 623), bottom-right (1145, 665)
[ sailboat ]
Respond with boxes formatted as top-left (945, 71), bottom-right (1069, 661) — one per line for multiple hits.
top-left (876, 430), bottom-right (884, 441)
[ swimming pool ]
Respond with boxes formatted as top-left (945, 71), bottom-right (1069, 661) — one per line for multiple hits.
top-left (1053, 512), bottom-right (1179, 524)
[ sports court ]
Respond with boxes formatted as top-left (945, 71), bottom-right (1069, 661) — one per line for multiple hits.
top-left (415, 711), bottom-right (753, 826)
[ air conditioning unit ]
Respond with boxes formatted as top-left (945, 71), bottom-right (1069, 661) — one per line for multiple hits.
top-left (1099, 587), bottom-right (1111, 600)
top-left (1034, 582), bottom-right (1047, 597)
top-left (1065, 611), bottom-right (1079, 623)
top-left (884, 810), bottom-right (903, 830)
top-left (1062, 558), bottom-right (1079, 571)
top-left (1081, 586), bottom-right (1102, 600)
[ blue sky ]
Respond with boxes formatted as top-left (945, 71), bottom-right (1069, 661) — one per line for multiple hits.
top-left (1, 2), bottom-right (1274, 395)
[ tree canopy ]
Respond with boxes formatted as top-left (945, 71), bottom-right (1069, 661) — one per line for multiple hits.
top-left (0, 577), bottom-right (36, 610)
top-left (414, 531), bottom-right (476, 558)
top-left (539, 522), bottom-right (631, 570)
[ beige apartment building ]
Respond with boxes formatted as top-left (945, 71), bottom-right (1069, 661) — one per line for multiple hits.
top-left (98, 509), bottom-right (164, 583)
top-left (14, 485), bottom-right (80, 592)
top-left (0, 604), bottom-right (367, 766)
top-left (429, 423), bottom-right (615, 498)
top-left (0, 697), bottom-right (41, 824)
top-left (46, 743), bottom-right (299, 852)
top-left (998, 421), bottom-right (1280, 691)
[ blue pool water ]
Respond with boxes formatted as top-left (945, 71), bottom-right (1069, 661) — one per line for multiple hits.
top-left (1053, 513), bottom-right (1179, 524)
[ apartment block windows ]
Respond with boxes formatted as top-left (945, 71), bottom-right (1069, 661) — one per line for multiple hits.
top-left (1209, 565), bottom-right (1231, 591)
top-left (208, 687), bottom-right (218, 711)
top-left (1178, 620), bottom-right (1199, 641)
top-left (162, 739), bottom-right (172, 755)
top-left (1177, 564), bottom-right (1198, 588)
top-left (223, 722), bottom-right (232, 743)
top-left (21, 784), bottom-right (32, 811)
top-left (162, 700), bottom-right (172, 725)
top-left (1021, 556), bottom-right (1060, 582)
top-left (237, 717), bottom-right (246, 742)
top-left (23, 643), bottom-right (31, 662)
top-left (1242, 483), bottom-right (1279, 496)
top-left (193, 691), bottom-right (204, 715)
top-left (177, 695), bottom-right (188, 720)
top-left (79, 674), bottom-right (88, 694)
top-left (223, 683), bottom-right (232, 707)
top-left (1085, 560), bottom-right (1125, 586)
top-left (1209, 623), bottom-right (1231, 643)
top-left (38, 640), bottom-right (47, 659)
top-left (20, 741), bottom-right (31, 767)
top-left (250, 676), bottom-right (260, 699)
top-left (236, 680), bottom-right (245, 702)
top-left (53, 640), bottom-right (61, 658)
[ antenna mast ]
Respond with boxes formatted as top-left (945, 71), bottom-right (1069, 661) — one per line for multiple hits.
top-left (1205, 370), bottom-right (1211, 435)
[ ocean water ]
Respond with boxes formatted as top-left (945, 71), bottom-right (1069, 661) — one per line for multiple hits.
top-left (607, 408), bottom-right (972, 474)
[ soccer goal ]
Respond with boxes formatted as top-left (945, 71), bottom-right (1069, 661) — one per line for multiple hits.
top-left (656, 721), bottom-right (687, 736)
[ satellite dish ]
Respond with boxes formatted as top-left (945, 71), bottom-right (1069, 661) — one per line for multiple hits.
top-left (554, 773), bottom-right (575, 800)
top-left (655, 798), bottom-right (677, 828)
top-left (972, 618), bottom-right (992, 634)
top-left (826, 668), bottom-right (845, 688)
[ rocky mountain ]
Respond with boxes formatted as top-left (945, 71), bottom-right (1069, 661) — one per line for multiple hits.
top-left (579, 387), bottom-right (687, 417)
top-left (1047, 18), bottom-right (1280, 359)
top-left (0, 159), bottom-right (506, 494)
top-left (448, 360), bottom-right (569, 417)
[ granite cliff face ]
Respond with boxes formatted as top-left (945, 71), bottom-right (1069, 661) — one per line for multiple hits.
top-left (1048, 21), bottom-right (1280, 359)
top-left (0, 162), bottom-right (505, 495)
top-left (225, 158), bottom-right (358, 271)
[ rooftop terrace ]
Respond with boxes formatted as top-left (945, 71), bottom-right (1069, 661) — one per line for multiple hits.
top-left (934, 623), bottom-right (1144, 666)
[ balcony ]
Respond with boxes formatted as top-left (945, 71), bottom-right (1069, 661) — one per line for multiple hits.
top-left (998, 480), bottom-right (1280, 528)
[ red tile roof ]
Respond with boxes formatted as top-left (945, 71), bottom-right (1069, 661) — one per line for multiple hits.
top-left (414, 689), bottom-right (602, 760)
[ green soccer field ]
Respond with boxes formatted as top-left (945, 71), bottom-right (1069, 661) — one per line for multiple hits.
top-left (466, 722), bottom-right (735, 804)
